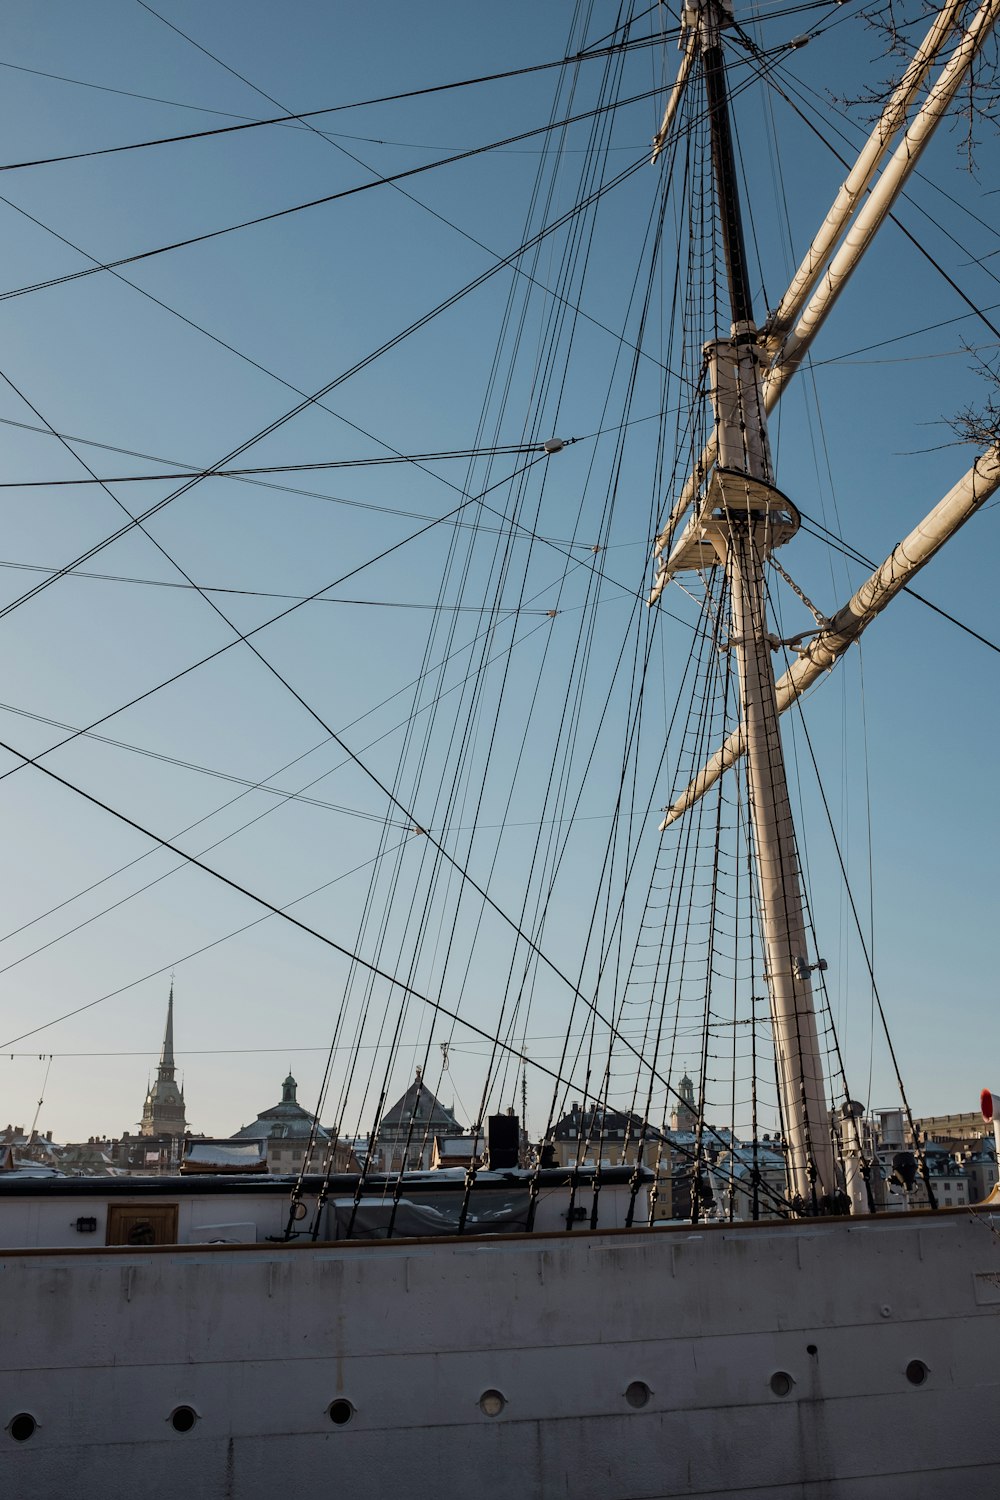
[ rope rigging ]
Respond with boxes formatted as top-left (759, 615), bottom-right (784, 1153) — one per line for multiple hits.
top-left (1, 0), bottom-right (987, 1233)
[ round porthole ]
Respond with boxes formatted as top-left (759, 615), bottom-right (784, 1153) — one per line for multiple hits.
top-left (7, 1413), bottom-right (36, 1442)
top-left (328, 1399), bottom-right (354, 1426)
top-left (169, 1406), bottom-right (198, 1433)
top-left (625, 1381), bottom-right (651, 1409)
top-left (479, 1389), bottom-right (506, 1417)
top-left (905, 1360), bottom-right (928, 1386)
top-left (770, 1371), bottom-right (794, 1397)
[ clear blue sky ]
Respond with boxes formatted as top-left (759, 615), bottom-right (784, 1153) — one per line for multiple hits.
top-left (0, 1), bottom-right (995, 1146)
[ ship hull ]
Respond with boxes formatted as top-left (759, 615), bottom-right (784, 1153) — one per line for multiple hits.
top-left (3, 1207), bottom-right (999, 1498)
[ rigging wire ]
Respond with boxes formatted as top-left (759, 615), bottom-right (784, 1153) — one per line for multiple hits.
top-left (0, 30), bottom-right (774, 642)
top-left (0, 93), bottom-right (663, 306)
top-left (0, 722), bottom-right (704, 1124)
top-left (0, 165), bottom-right (685, 411)
top-left (0, 153), bottom-right (652, 636)
top-left (0, 574), bottom-right (602, 983)
top-left (0, 31), bottom-right (678, 175)
top-left (0, 564), bottom-right (574, 612)
top-left (466, 21), bottom-right (668, 1187)
top-left (0, 440), bottom-right (694, 998)
top-left (1, 0), bottom-right (983, 1206)
top-left (0, 550), bottom-right (719, 1176)
top-left (738, 31), bottom-right (1000, 344)
top-left (365, 3), bottom-right (643, 1223)
top-left (0, 0), bottom-right (684, 622)
top-left (0, 53), bottom-right (780, 315)
top-left (539, 128), bottom-right (695, 1213)
top-left (0, 440), bottom-right (577, 486)
top-left (0, 0), bottom-right (817, 143)
top-left (785, 654), bottom-right (938, 1208)
top-left (797, 508), bottom-right (1000, 656)
top-left (0, 5), bottom-right (716, 1176)
top-left (0, 408), bottom-right (679, 543)
top-left (2, 1022), bottom-right (718, 1061)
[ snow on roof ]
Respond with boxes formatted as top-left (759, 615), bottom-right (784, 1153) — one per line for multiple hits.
top-left (182, 1140), bottom-right (268, 1172)
top-left (434, 1134), bottom-right (484, 1157)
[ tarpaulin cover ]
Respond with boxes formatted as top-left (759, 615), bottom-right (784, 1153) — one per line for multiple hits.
top-left (331, 1191), bottom-right (531, 1240)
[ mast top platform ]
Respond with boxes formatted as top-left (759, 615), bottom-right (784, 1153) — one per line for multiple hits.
top-left (661, 472), bottom-right (800, 574)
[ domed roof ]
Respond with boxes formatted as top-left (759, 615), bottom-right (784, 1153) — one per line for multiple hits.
top-left (230, 1073), bottom-right (331, 1142)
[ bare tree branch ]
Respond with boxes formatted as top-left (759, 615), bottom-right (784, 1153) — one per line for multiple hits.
top-left (832, 1), bottom-right (998, 170)
top-left (948, 345), bottom-right (1000, 443)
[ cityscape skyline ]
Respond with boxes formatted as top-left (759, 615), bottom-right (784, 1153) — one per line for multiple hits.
top-left (3, 975), bottom-right (991, 1147)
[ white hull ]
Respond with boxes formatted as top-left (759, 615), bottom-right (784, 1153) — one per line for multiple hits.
top-left (4, 1208), bottom-right (1000, 1498)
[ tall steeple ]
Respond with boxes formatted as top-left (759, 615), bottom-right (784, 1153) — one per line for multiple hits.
top-left (157, 980), bottom-right (176, 1081)
top-left (139, 981), bottom-right (188, 1139)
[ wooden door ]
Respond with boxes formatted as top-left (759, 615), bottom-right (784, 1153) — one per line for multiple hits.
top-left (106, 1202), bottom-right (179, 1246)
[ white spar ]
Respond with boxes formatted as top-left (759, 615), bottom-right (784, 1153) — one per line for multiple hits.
top-left (650, 25), bottom-right (697, 165)
top-left (763, 0), bottom-right (1000, 406)
top-left (660, 444), bottom-right (1000, 829)
top-left (765, 0), bottom-right (967, 346)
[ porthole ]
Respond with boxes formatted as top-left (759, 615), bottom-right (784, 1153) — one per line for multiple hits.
top-left (7, 1413), bottom-right (36, 1442)
top-left (625, 1381), bottom-right (651, 1409)
top-left (169, 1405), bottom-right (198, 1433)
top-left (770, 1371), bottom-right (794, 1397)
top-left (479, 1389), bottom-right (506, 1417)
top-left (806, 1344), bottom-right (818, 1356)
top-left (905, 1360), bottom-right (929, 1386)
top-left (328, 1399), bottom-right (354, 1426)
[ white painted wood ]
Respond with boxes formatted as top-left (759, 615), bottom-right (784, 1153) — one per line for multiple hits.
top-left (661, 444), bottom-right (1000, 825)
top-left (765, 0), bottom-right (967, 345)
top-left (763, 0), bottom-right (1000, 405)
top-left (649, 28), bottom-right (696, 164)
top-left (725, 523), bottom-right (834, 1204)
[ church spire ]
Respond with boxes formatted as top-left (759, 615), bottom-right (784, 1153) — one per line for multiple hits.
top-left (157, 980), bottom-right (176, 1082)
top-left (139, 979), bottom-right (188, 1140)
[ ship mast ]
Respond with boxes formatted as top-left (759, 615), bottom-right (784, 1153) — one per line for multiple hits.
top-left (671, 0), bottom-right (837, 1209)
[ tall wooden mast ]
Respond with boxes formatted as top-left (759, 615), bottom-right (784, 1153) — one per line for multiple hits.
top-left (665, 0), bottom-right (837, 1209)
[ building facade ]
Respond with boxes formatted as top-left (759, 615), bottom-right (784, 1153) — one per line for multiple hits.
top-left (550, 1102), bottom-right (668, 1170)
top-left (374, 1069), bottom-right (463, 1172)
top-left (230, 1074), bottom-right (356, 1174)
